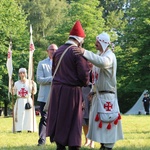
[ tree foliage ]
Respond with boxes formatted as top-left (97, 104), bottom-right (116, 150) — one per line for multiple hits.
top-left (47, 0), bottom-right (105, 51)
top-left (117, 0), bottom-right (150, 113)
top-left (18, 0), bottom-right (68, 79)
top-left (0, 0), bottom-right (29, 115)
top-left (0, 0), bottom-right (150, 115)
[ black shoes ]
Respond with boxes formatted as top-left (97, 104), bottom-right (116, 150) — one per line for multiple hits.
top-left (37, 138), bottom-right (45, 146)
top-left (37, 143), bottom-right (45, 146)
top-left (100, 144), bottom-right (112, 150)
top-left (56, 142), bottom-right (66, 150)
top-left (100, 147), bottom-right (112, 150)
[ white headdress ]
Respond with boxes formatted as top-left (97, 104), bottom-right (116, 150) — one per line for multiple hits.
top-left (19, 68), bottom-right (27, 77)
top-left (96, 32), bottom-right (115, 51)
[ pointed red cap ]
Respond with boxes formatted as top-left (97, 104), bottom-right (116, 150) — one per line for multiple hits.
top-left (69, 20), bottom-right (86, 38)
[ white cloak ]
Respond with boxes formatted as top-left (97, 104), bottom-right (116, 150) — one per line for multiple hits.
top-left (13, 79), bottom-right (37, 132)
top-left (83, 49), bottom-right (123, 143)
top-left (87, 93), bottom-right (123, 143)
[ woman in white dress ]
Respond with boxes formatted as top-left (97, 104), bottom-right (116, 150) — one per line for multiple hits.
top-left (12, 68), bottom-right (37, 132)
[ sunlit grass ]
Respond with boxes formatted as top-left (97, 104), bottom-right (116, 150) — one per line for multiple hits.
top-left (0, 115), bottom-right (150, 150)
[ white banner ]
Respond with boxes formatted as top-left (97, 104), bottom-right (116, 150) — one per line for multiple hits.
top-left (28, 25), bottom-right (35, 80)
top-left (6, 42), bottom-right (13, 93)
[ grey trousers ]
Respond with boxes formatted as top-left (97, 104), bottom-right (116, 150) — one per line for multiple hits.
top-left (38, 102), bottom-right (47, 144)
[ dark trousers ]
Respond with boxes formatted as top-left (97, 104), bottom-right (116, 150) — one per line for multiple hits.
top-left (68, 146), bottom-right (80, 150)
top-left (38, 102), bottom-right (47, 144)
top-left (144, 104), bottom-right (149, 115)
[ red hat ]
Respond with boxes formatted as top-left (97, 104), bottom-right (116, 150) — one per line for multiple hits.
top-left (69, 20), bottom-right (85, 38)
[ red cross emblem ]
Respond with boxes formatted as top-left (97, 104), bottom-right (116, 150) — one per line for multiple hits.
top-left (30, 44), bottom-right (35, 51)
top-left (104, 102), bottom-right (113, 111)
top-left (18, 88), bottom-right (28, 97)
top-left (7, 51), bottom-right (11, 58)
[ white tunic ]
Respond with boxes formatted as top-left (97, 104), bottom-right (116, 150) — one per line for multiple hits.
top-left (13, 79), bottom-right (37, 132)
top-left (83, 49), bottom-right (123, 143)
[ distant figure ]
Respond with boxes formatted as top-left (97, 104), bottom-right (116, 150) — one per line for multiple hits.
top-left (82, 62), bottom-right (94, 148)
top-left (12, 68), bottom-right (37, 133)
top-left (142, 93), bottom-right (150, 115)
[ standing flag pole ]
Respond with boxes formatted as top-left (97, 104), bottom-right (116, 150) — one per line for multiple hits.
top-left (28, 24), bottom-right (35, 132)
top-left (6, 40), bottom-right (14, 132)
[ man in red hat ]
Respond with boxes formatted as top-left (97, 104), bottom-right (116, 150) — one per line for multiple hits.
top-left (46, 20), bottom-right (90, 150)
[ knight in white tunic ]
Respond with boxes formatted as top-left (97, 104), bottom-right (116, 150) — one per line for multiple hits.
top-left (73, 32), bottom-right (123, 150)
top-left (12, 68), bottom-right (37, 132)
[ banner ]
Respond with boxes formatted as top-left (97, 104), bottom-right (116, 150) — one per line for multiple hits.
top-left (6, 41), bottom-right (13, 93)
top-left (28, 24), bottom-right (35, 80)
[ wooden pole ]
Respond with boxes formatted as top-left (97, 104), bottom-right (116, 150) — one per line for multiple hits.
top-left (32, 56), bottom-right (35, 132)
top-left (29, 24), bottom-right (35, 132)
top-left (11, 79), bottom-right (15, 133)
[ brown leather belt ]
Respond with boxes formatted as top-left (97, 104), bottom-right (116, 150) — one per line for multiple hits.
top-left (99, 91), bottom-right (115, 94)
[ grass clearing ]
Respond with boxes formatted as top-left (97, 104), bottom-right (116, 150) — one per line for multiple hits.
top-left (0, 115), bottom-right (150, 150)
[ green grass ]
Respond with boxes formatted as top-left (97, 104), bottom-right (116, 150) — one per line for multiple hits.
top-left (0, 115), bottom-right (150, 150)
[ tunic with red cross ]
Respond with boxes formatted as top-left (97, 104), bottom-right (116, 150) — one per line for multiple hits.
top-left (104, 102), bottom-right (113, 111)
top-left (18, 88), bottom-right (28, 97)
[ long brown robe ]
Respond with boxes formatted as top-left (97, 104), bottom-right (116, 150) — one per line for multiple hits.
top-left (46, 44), bottom-right (90, 147)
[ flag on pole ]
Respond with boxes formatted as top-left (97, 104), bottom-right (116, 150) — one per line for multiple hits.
top-left (6, 41), bottom-right (13, 93)
top-left (28, 25), bottom-right (36, 132)
top-left (28, 24), bottom-right (35, 80)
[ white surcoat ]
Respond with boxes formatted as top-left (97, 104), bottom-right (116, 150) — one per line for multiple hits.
top-left (13, 79), bottom-right (37, 132)
top-left (83, 49), bottom-right (123, 143)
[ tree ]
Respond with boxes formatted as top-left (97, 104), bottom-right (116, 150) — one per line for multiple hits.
top-left (18, 0), bottom-right (68, 47)
top-left (98, 0), bottom-right (127, 18)
top-left (17, 0), bottom-right (68, 80)
top-left (47, 0), bottom-right (105, 51)
top-left (0, 0), bottom-right (28, 116)
top-left (117, 0), bottom-right (150, 113)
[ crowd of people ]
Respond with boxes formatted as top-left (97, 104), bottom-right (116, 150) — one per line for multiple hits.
top-left (11, 20), bottom-right (124, 150)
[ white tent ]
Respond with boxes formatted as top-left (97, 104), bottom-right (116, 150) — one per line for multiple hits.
top-left (125, 90), bottom-right (148, 115)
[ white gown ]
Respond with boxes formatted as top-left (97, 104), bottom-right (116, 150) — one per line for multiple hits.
top-left (83, 49), bottom-right (123, 144)
top-left (13, 79), bottom-right (37, 132)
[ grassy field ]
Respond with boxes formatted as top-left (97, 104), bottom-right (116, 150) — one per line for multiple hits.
top-left (0, 115), bottom-right (150, 150)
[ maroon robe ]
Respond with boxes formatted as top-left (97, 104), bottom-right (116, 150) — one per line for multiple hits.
top-left (46, 44), bottom-right (90, 147)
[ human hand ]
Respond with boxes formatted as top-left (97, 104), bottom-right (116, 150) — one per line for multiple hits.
top-left (82, 101), bottom-right (85, 110)
top-left (73, 46), bottom-right (85, 55)
top-left (31, 80), bottom-right (35, 93)
top-left (88, 92), bottom-right (95, 102)
top-left (32, 87), bottom-right (34, 94)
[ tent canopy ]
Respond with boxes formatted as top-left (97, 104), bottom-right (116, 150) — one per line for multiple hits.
top-left (125, 90), bottom-right (148, 115)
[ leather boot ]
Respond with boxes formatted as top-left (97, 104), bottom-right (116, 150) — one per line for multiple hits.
top-left (99, 144), bottom-right (112, 150)
top-left (104, 148), bottom-right (112, 150)
top-left (68, 146), bottom-right (80, 150)
top-left (99, 143), bottom-right (105, 150)
top-left (56, 142), bottom-right (66, 150)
